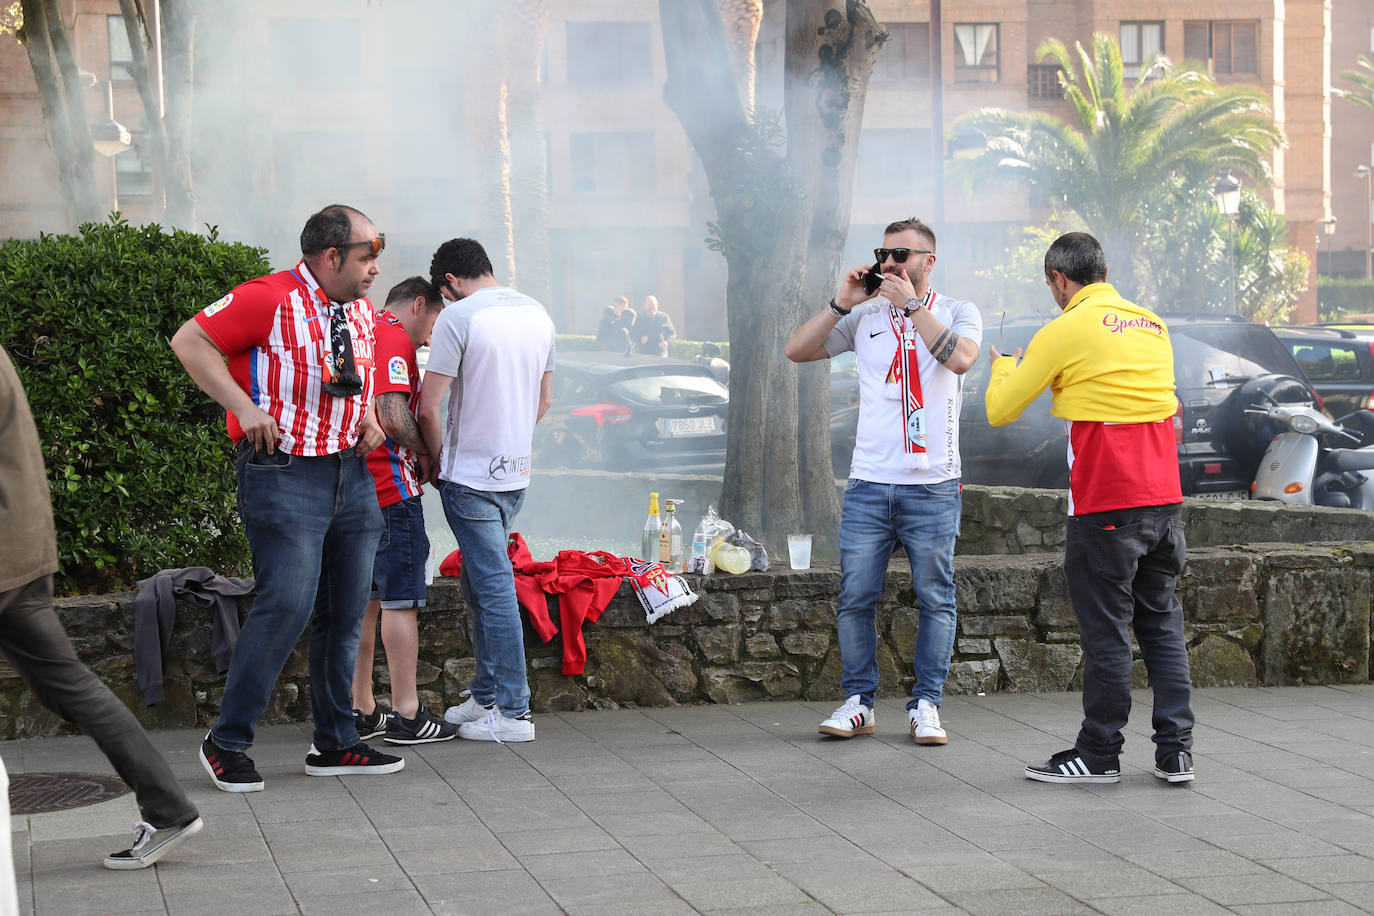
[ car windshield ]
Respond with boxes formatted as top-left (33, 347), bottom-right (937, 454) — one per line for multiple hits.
top-left (608, 371), bottom-right (727, 405)
top-left (1170, 326), bottom-right (1301, 389)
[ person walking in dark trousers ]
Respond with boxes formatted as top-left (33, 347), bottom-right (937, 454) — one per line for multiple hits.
top-left (984, 232), bottom-right (1195, 785)
top-left (0, 346), bottom-right (202, 869)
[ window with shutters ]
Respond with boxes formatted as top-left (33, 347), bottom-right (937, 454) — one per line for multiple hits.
top-left (1182, 21), bottom-right (1259, 76)
top-left (873, 23), bottom-right (931, 83)
top-left (1119, 22), bottom-right (1163, 79)
top-left (953, 23), bottom-right (999, 83)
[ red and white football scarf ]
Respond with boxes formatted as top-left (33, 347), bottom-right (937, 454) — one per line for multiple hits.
top-left (886, 290), bottom-right (933, 468)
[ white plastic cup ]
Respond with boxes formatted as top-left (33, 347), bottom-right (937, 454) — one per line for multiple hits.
top-left (787, 534), bottom-right (813, 570)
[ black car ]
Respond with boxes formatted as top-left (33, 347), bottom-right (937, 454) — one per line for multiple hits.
top-left (1271, 325), bottom-right (1374, 419)
top-left (831, 315), bottom-right (1322, 498)
top-left (534, 351), bottom-right (728, 470)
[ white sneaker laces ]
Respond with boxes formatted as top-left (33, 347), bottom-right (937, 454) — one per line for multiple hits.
top-left (829, 697), bottom-right (862, 721)
top-left (483, 709), bottom-right (504, 745)
top-left (129, 820), bottom-right (156, 853)
top-left (916, 705), bottom-right (941, 730)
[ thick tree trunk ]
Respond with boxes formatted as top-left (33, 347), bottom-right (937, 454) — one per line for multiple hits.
top-left (662, 0), bottom-right (883, 552)
top-left (507, 0), bottom-right (551, 307)
top-left (784, 1), bottom-right (884, 555)
top-left (160, 0), bottom-right (196, 227)
top-left (20, 0), bottom-right (101, 225)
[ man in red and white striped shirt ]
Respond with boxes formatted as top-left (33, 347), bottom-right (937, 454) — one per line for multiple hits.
top-left (172, 204), bottom-right (405, 791)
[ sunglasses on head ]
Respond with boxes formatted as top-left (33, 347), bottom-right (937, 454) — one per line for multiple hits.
top-left (874, 247), bottom-right (932, 264)
top-left (337, 234), bottom-right (386, 255)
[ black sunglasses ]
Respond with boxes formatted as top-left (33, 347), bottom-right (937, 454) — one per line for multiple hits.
top-left (336, 235), bottom-right (386, 255)
top-left (874, 247), bottom-right (932, 264)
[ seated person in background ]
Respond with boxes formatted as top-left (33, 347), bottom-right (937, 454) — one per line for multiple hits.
top-left (633, 295), bottom-right (675, 357)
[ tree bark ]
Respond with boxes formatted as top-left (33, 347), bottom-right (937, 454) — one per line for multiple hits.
top-left (661, 0), bottom-right (881, 551)
top-left (20, 0), bottom-right (102, 225)
top-left (472, 0), bottom-right (516, 284)
top-left (784, 1), bottom-right (884, 555)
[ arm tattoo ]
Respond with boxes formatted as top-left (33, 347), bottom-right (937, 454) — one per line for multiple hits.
top-left (376, 392), bottom-right (427, 453)
top-left (931, 330), bottom-right (961, 365)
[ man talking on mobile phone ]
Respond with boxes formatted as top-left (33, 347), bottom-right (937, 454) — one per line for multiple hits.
top-left (786, 217), bottom-right (982, 747)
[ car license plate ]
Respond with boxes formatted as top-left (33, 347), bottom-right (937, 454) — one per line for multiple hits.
top-left (1192, 490), bottom-right (1249, 501)
top-left (666, 416), bottom-right (717, 437)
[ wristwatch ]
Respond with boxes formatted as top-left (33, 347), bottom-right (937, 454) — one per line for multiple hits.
top-left (828, 298), bottom-right (851, 318)
top-left (904, 297), bottom-right (923, 314)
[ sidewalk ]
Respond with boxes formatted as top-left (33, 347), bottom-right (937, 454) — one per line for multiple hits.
top-left (5, 686), bottom-right (1374, 915)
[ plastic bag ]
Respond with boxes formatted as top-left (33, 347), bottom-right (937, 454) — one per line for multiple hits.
top-left (730, 529), bottom-right (770, 572)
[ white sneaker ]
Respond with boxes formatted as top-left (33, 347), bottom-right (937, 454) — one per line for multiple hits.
top-left (909, 698), bottom-right (948, 746)
top-left (444, 693), bottom-right (494, 725)
top-left (457, 709), bottom-right (535, 744)
top-left (818, 695), bottom-right (875, 738)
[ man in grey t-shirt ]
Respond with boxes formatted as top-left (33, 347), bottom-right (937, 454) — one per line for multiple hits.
top-left (416, 238), bottom-right (554, 743)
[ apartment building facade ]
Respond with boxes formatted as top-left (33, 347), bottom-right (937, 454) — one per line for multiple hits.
top-left (0, 0), bottom-right (1338, 330)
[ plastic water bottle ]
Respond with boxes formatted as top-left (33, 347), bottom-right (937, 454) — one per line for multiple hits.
top-left (690, 517), bottom-right (711, 574)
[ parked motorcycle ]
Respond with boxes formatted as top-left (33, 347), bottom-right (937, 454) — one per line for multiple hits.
top-left (1247, 392), bottom-right (1374, 509)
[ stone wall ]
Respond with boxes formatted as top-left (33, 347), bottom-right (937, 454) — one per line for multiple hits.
top-left (13, 541), bottom-right (1371, 740)
top-left (520, 471), bottom-right (1374, 558)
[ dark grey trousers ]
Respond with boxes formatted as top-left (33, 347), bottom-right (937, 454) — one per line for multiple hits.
top-left (1064, 503), bottom-right (1195, 766)
top-left (0, 575), bottom-right (197, 828)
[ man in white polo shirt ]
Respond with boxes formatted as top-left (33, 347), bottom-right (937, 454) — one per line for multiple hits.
top-left (416, 238), bottom-right (554, 743)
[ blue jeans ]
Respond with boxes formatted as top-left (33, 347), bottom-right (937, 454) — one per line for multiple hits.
top-left (836, 478), bottom-right (961, 710)
top-left (439, 482), bottom-right (529, 717)
top-left (212, 446), bottom-right (382, 753)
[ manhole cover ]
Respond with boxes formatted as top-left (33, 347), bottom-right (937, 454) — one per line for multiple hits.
top-left (8, 772), bottom-right (130, 815)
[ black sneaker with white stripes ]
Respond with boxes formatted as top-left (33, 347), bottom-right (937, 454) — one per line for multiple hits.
top-left (1025, 748), bottom-right (1120, 784)
top-left (386, 706), bottom-right (457, 745)
top-left (1154, 750), bottom-right (1195, 784)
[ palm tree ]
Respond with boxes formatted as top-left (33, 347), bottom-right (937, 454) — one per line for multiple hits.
top-left (951, 33), bottom-right (1283, 298)
top-left (1335, 54), bottom-right (1374, 111)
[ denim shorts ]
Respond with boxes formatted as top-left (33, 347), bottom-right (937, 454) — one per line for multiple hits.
top-left (371, 495), bottom-right (430, 609)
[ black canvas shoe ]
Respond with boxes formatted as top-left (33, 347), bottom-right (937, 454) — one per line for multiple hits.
top-left (1025, 748), bottom-right (1121, 784)
top-left (103, 815), bottom-right (203, 869)
top-left (1154, 750), bottom-right (1195, 784)
top-left (385, 706), bottom-right (457, 745)
top-left (353, 706), bottom-right (393, 740)
top-left (304, 741), bottom-right (405, 776)
top-left (199, 733), bottom-right (265, 793)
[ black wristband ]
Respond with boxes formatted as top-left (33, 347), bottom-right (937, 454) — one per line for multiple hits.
top-left (828, 298), bottom-right (851, 318)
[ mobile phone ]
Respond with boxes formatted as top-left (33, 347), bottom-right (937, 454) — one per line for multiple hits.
top-left (863, 266), bottom-right (883, 295)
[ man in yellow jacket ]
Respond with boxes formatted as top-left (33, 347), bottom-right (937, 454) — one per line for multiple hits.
top-left (984, 232), bottom-right (1195, 786)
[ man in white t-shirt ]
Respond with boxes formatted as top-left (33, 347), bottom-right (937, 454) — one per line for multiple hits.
top-left (785, 217), bottom-right (982, 746)
top-left (416, 238), bottom-right (555, 743)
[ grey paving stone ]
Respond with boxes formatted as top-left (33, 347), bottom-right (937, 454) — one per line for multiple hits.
top-left (616, 829), bottom-right (744, 861)
top-left (950, 886), bottom-right (1099, 914)
top-left (392, 834), bottom-right (520, 876)
top-left (1089, 892), bottom-right (1246, 915)
top-left (495, 824), bottom-right (622, 856)
top-left (296, 887), bottom-right (435, 916)
top-left (160, 861), bottom-right (298, 913)
top-left (517, 847), bottom-right (648, 881)
top-left (1177, 871), bottom-right (1332, 905)
top-left (1121, 848), bottom-right (1269, 879)
top-left (1258, 854), bottom-right (1374, 884)
top-left (1229, 902), bottom-right (1368, 916)
top-left (541, 870), bottom-right (683, 909)
top-left (1318, 880), bottom-right (1374, 911)
top-left (412, 868), bottom-right (548, 902)
top-left (771, 859), bottom-right (946, 912)
top-left (259, 817), bottom-right (390, 873)
top-left (283, 861), bottom-right (417, 897)
top-left (907, 861), bottom-right (1046, 894)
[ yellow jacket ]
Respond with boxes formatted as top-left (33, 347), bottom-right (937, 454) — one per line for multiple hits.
top-left (985, 283), bottom-right (1177, 427)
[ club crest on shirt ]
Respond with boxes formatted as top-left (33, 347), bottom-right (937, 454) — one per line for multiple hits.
top-left (388, 356), bottom-right (409, 385)
top-left (202, 293), bottom-right (233, 317)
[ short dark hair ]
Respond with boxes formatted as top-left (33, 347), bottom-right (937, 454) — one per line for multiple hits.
top-left (1044, 232), bottom-right (1108, 286)
top-left (385, 276), bottom-right (443, 313)
top-left (430, 238), bottom-right (494, 289)
top-left (883, 217), bottom-right (936, 251)
top-left (300, 204), bottom-right (368, 257)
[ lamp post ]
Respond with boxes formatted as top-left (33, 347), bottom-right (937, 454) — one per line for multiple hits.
top-left (1213, 171), bottom-right (1241, 314)
top-left (88, 80), bottom-right (132, 212)
top-left (1357, 165), bottom-right (1373, 281)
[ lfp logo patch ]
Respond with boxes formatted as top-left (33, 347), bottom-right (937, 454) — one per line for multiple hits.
top-left (202, 293), bottom-right (233, 317)
top-left (388, 356), bottom-right (409, 386)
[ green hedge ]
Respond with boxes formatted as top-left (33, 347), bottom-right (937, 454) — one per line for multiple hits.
top-left (557, 334), bottom-right (730, 362)
top-left (0, 219), bottom-right (270, 594)
top-left (1317, 278), bottom-right (1374, 322)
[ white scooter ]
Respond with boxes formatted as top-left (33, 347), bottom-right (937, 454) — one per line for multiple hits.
top-left (1248, 395), bottom-right (1374, 509)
